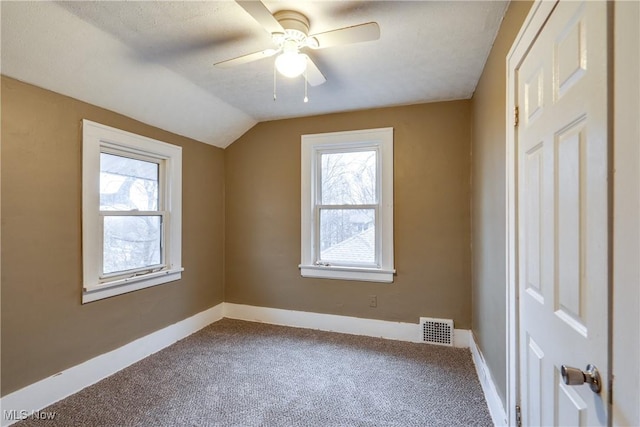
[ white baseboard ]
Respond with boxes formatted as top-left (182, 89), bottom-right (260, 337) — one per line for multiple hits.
top-left (0, 303), bottom-right (225, 427)
top-left (469, 332), bottom-right (508, 426)
top-left (454, 329), bottom-right (471, 349)
top-left (223, 303), bottom-right (470, 348)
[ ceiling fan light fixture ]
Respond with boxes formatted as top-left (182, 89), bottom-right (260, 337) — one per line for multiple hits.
top-left (271, 32), bottom-right (286, 44)
top-left (305, 37), bottom-right (319, 49)
top-left (275, 51), bottom-right (307, 78)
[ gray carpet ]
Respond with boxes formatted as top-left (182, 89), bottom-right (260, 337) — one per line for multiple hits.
top-left (17, 318), bottom-right (493, 426)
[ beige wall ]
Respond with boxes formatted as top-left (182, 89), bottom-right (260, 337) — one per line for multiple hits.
top-left (470, 0), bottom-right (532, 406)
top-left (225, 101), bottom-right (472, 326)
top-left (0, 76), bottom-right (225, 395)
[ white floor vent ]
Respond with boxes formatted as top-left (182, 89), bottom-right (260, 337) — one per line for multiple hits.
top-left (419, 317), bottom-right (454, 346)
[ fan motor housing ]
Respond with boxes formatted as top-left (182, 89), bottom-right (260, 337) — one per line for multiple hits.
top-left (274, 10), bottom-right (310, 36)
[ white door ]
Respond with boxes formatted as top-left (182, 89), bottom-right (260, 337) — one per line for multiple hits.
top-left (517, 1), bottom-right (608, 426)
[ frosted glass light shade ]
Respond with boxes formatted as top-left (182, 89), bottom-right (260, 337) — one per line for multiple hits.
top-left (275, 52), bottom-right (307, 78)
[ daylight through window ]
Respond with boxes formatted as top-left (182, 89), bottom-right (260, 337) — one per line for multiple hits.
top-left (319, 150), bottom-right (377, 265)
top-left (100, 153), bottom-right (163, 276)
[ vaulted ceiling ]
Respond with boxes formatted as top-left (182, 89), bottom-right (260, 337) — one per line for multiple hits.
top-left (1, 1), bottom-right (508, 148)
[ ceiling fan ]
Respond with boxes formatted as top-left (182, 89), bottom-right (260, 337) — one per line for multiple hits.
top-left (214, 1), bottom-right (380, 87)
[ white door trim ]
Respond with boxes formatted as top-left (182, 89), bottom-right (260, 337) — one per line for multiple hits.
top-left (505, 1), bottom-right (558, 425)
top-left (506, 2), bottom-right (640, 425)
top-left (612, 1), bottom-right (640, 425)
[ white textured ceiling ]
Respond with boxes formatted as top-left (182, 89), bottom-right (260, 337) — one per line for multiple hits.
top-left (1, 1), bottom-right (508, 148)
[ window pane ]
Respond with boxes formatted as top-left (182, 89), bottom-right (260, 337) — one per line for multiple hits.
top-left (103, 215), bottom-right (161, 275)
top-left (319, 209), bottom-right (375, 264)
top-left (321, 150), bottom-right (376, 205)
top-left (100, 153), bottom-right (159, 211)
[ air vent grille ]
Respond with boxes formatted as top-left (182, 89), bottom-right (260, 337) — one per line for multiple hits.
top-left (419, 317), bottom-right (454, 346)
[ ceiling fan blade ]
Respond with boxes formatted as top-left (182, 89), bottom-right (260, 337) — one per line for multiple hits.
top-left (214, 49), bottom-right (278, 68)
top-left (310, 22), bottom-right (380, 50)
top-left (305, 56), bottom-right (326, 87)
top-left (236, 1), bottom-right (284, 35)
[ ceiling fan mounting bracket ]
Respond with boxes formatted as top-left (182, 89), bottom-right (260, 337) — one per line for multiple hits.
top-left (271, 11), bottom-right (315, 51)
top-left (273, 10), bottom-right (310, 36)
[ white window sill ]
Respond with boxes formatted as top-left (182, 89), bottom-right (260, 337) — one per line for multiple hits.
top-left (82, 268), bottom-right (183, 303)
top-left (299, 265), bottom-right (395, 283)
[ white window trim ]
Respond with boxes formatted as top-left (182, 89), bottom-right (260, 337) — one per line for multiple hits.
top-left (82, 120), bottom-right (183, 303)
top-left (300, 127), bottom-right (395, 283)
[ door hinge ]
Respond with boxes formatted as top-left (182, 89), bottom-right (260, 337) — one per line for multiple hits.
top-left (516, 404), bottom-right (522, 427)
top-left (514, 106), bottom-right (520, 127)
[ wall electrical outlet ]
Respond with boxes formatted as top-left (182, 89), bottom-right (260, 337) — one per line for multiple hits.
top-left (369, 295), bottom-right (377, 308)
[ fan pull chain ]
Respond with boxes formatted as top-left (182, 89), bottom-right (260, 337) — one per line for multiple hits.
top-left (273, 61), bottom-right (277, 101)
top-left (304, 65), bottom-right (309, 103)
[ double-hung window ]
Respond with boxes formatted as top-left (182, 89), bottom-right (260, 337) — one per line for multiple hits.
top-left (300, 127), bottom-right (395, 282)
top-left (82, 120), bottom-right (182, 303)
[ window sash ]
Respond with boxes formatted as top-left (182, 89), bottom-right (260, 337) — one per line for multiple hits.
top-left (98, 148), bottom-right (168, 281)
top-left (98, 211), bottom-right (167, 281)
top-left (313, 145), bottom-right (381, 267)
top-left (314, 205), bottom-right (379, 267)
top-left (316, 147), bottom-right (379, 206)
top-left (100, 147), bottom-right (165, 211)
